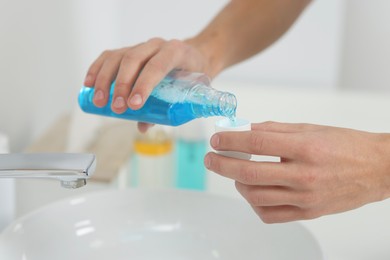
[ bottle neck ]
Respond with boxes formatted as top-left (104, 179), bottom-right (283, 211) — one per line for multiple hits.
top-left (189, 84), bottom-right (237, 120)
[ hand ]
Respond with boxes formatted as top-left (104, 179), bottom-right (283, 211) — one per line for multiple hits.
top-left (204, 121), bottom-right (390, 223)
top-left (83, 38), bottom-right (212, 132)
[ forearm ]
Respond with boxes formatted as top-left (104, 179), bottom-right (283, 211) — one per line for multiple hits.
top-left (379, 133), bottom-right (390, 200)
top-left (186, 0), bottom-right (312, 78)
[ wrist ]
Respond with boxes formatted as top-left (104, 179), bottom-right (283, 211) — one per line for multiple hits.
top-left (372, 133), bottom-right (390, 201)
top-left (185, 34), bottom-right (226, 79)
top-left (378, 133), bottom-right (390, 200)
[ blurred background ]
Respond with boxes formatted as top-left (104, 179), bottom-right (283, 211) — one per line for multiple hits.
top-left (1, 1), bottom-right (390, 258)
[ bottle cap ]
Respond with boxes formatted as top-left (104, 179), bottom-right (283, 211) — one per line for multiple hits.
top-left (215, 118), bottom-right (251, 160)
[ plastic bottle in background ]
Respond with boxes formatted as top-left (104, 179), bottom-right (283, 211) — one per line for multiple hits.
top-left (175, 121), bottom-right (207, 191)
top-left (0, 133), bottom-right (14, 231)
top-left (129, 126), bottom-right (174, 188)
top-left (79, 70), bottom-right (237, 126)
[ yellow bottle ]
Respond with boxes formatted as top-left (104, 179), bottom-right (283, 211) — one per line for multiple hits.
top-left (130, 126), bottom-right (174, 188)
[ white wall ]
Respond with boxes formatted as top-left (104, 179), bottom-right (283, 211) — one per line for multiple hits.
top-left (1, 0), bottom-right (345, 151)
top-left (115, 0), bottom-right (346, 88)
top-left (220, 0), bottom-right (346, 88)
top-left (339, 0), bottom-right (390, 92)
top-left (0, 1), bottom-right (82, 151)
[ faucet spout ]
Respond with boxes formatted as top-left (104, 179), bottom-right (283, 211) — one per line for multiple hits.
top-left (0, 153), bottom-right (96, 189)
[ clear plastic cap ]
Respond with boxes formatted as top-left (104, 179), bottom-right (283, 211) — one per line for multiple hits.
top-left (215, 118), bottom-right (251, 160)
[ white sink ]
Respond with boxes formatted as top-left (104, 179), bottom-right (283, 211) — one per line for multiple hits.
top-left (0, 189), bottom-right (323, 259)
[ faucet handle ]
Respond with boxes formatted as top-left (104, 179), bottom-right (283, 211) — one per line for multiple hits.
top-left (0, 153), bottom-right (96, 189)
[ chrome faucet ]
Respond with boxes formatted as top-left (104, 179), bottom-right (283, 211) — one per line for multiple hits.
top-left (0, 153), bottom-right (96, 189)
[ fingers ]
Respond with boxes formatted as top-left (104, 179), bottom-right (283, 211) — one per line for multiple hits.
top-left (204, 152), bottom-right (296, 186)
top-left (251, 121), bottom-right (323, 133)
top-left (84, 50), bottom-right (123, 107)
top-left (84, 51), bottom-right (105, 87)
top-left (137, 122), bottom-right (155, 133)
top-left (85, 39), bottom-right (164, 110)
top-left (205, 153), bottom-right (320, 223)
top-left (235, 181), bottom-right (302, 207)
top-left (84, 38), bottom-right (195, 113)
top-left (112, 40), bottom-right (163, 113)
top-left (234, 180), bottom-right (317, 223)
top-left (210, 130), bottom-right (299, 158)
top-left (128, 39), bottom-right (187, 110)
top-left (251, 205), bottom-right (310, 223)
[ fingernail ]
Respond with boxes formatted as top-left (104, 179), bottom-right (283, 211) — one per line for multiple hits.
top-left (113, 97), bottom-right (125, 108)
top-left (210, 134), bottom-right (220, 148)
top-left (204, 154), bottom-right (211, 169)
top-left (129, 94), bottom-right (143, 106)
top-left (94, 90), bottom-right (104, 101)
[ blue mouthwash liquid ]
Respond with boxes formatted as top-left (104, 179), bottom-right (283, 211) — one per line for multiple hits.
top-left (229, 115), bottom-right (237, 126)
top-left (78, 73), bottom-right (237, 126)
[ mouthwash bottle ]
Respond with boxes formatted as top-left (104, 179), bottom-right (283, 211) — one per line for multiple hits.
top-left (78, 70), bottom-right (236, 126)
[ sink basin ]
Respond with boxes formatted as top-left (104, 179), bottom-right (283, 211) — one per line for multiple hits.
top-left (0, 189), bottom-right (323, 259)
